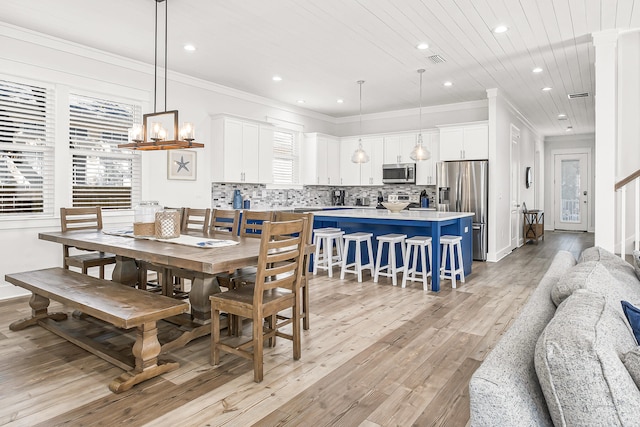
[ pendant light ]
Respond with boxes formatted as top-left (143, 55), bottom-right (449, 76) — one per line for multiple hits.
top-left (351, 80), bottom-right (370, 163)
top-left (410, 69), bottom-right (431, 161)
top-left (119, 0), bottom-right (203, 150)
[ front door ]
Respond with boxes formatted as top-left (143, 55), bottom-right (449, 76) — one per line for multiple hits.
top-left (554, 153), bottom-right (589, 231)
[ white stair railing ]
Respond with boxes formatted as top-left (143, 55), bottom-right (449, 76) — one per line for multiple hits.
top-left (615, 169), bottom-right (640, 260)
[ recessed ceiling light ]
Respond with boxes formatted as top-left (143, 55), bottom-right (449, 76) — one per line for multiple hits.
top-left (183, 44), bottom-right (196, 52)
top-left (532, 67), bottom-right (543, 73)
top-left (558, 113), bottom-right (567, 119)
top-left (272, 75), bottom-right (282, 82)
top-left (542, 87), bottom-right (552, 91)
top-left (493, 25), bottom-right (509, 34)
top-left (416, 42), bottom-right (429, 50)
top-left (337, 99), bottom-right (344, 104)
top-left (297, 99), bottom-right (305, 104)
top-left (443, 81), bottom-right (453, 87)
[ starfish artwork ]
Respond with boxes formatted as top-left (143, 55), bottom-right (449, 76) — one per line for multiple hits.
top-left (176, 155), bottom-right (190, 173)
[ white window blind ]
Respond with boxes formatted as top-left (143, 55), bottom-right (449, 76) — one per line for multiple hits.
top-left (272, 130), bottom-right (298, 185)
top-left (0, 78), bottom-right (55, 216)
top-left (69, 94), bottom-right (141, 209)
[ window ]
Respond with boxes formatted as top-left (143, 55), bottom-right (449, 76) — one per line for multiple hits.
top-left (0, 78), bottom-right (55, 216)
top-left (272, 130), bottom-right (298, 185)
top-left (69, 94), bottom-right (141, 209)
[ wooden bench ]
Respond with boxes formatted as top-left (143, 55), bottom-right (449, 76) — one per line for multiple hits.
top-left (5, 267), bottom-right (189, 393)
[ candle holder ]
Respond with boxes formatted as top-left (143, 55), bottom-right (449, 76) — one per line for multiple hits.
top-left (155, 209), bottom-right (181, 239)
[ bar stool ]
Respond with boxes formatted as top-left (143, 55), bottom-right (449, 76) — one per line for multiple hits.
top-left (374, 234), bottom-right (407, 286)
top-left (440, 235), bottom-right (465, 289)
top-left (312, 228), bottom-right (345, 278)
top-left (340, 232), bottom-right (375, 282)
top-left (401, 236), bottom-right (433, 290)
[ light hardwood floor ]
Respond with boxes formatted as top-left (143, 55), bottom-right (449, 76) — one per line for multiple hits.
top-left (0, 231), bottom-right (593, 426)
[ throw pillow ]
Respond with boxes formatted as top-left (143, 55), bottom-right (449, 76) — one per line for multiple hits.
top-left (621, 348), bottom-right (640, 390)
top-left (622, 300), bottom-right (640, 345)
top-left (550, 261), bottom-right (608, 306)
top-left (633, 250), bottom-right (640, 281)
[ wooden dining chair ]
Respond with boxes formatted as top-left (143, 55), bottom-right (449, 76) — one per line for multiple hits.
top-left (209, 209), bottom-right (240, 236)
top-left (210, 218), bottom-right (307, 382)
top-left (239, 211), bottom-right (274, 237)
top-left (60, 207), bottom-right (116, 279)
top-left (273, 211), bottom-right (314, 330)
top-left (182, 208), bottom-right (212, 233)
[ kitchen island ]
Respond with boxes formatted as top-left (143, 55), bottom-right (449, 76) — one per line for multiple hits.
top-left (313, 209), bottom-right (474, 292)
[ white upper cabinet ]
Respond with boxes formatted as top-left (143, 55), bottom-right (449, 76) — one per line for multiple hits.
top-left (384, 134), bottom-right (417, 164)
top-left (415, 131), bottom-right (439, 185)
top-left (303, 133), bottom-right (341, 185)
top-left (340, 136), bottom-right (384, 186)
top-left (211, 116), bottom-right (274, 183)
top-left (438, 122), bottom-right (488, 161)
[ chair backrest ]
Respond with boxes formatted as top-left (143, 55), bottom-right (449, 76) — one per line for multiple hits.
top-left (253, 219), bottom-right (307, 302)
top-left (239, 211), bottom-right (274, 238)
top-left (60, 207), bottom-right (104, 231)
top-left (274, 211), bottom-right (314, 245)
top-left (182, 208), bottom-right (212, 233)
top-left (210, 209), bottom-right (240, 236)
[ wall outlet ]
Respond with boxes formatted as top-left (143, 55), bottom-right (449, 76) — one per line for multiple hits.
top-left (252, 191), bottom-right (257, 197)
top-left (262, 190), bottom-right (267, 197)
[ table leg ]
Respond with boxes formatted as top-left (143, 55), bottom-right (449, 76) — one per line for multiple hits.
top-left (112, 255), bottom-right (138, 286)
top-left (189, 275), bottom-right (221, 324)
top-left (109, 321), bottom-right (179, 393)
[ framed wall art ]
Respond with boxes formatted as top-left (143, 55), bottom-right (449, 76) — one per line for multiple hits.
top-left (168, 149), bottom-right (196, 180)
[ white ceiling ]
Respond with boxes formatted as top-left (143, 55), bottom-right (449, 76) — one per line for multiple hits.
top-left (1, 0), bottom-right (638, 136)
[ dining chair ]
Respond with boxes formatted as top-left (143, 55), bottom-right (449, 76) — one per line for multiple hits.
top-left (209, 208), bottom-right (240, 236)
top-left (239, 211), bottom-right (274, 237)
top-left (60, 207), bottom-right (116, 279)
top-left (210, 218), bottom-right (307, 382)
top-left (272, 211), bottom-right (314, 330)
top-left (182, 208), bottom-right (212, 233)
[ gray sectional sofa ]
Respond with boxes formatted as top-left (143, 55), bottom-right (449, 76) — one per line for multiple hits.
top-left (469, 247), bottom-right (640, 426)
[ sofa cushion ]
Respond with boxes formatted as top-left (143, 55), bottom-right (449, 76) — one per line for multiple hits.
top-left (551, 261), bottom-right (608, 306)
top-left (579, 246), bottom-right (638, 285)
top-left (621, 348), bottom-right (640, 390)
top-left (622, 300), bottom-right (640, 345)
top-left (535, 289), bottom-right (640, 426)
top-left (633, 250), bottom-right (640, 281)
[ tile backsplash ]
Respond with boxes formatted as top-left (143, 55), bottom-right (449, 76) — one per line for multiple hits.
top-left (212, 183), bottom-right (436, 209)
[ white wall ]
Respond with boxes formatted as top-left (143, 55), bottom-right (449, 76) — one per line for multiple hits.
top-left (543, 134), bottom-right (596, 232)
top-left (487, 89), bottom-right (542, 262)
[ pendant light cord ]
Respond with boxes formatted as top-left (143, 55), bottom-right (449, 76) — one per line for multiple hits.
top-left (153, 1), bottom-right (158, 113)
top-left (418, 69), bottom-right (425, 141)
top-left (358, 80), bottom-right (364, 144)
top-left (164, 0), bottom-right (168, 112)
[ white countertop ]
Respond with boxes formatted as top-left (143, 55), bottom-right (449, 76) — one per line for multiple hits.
top-left (313, 208), bottom-right (474, 222)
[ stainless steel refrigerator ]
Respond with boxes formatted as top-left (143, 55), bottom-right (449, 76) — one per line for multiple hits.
top-left (436, 160), bottom-right (488, 261)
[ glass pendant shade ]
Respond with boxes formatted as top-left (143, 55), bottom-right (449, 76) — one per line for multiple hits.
top-left (411, 69), bottom-right (431, 161)
top-left (352, 138), bottom-right (370, 163)
top-left (351, 80), bottom-right (370, 164)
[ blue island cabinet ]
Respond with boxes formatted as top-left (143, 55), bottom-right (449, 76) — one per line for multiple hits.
top-left (312, 209), bottom-right (473, 292)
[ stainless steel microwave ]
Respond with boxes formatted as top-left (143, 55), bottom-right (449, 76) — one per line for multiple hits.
top-left (382, 163), bottom-right (416, 184)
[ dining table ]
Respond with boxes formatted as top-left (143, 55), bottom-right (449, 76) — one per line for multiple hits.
top-left (39, 228), bottom-right (262, 352)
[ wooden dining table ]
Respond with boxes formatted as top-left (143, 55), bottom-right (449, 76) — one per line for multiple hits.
top-left (39, 229), bottom-right (261, 352)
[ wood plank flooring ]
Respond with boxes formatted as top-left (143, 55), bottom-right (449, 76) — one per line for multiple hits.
top-left (0, 231), bottom-right (593, 426)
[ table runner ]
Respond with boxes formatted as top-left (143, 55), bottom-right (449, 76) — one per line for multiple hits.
top-left (103, 229), bottom-right (239, 248)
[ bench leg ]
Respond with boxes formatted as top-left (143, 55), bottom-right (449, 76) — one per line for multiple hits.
top-left (109, 321), bottom-right (179, 393)
top-left (9, 293), bottom-right (67, 331)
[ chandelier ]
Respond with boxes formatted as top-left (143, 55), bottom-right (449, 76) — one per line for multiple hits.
top-left (351, 80), bottom-right (370, 164)
top-left (119, 0), bottom-right (203, 150)
top-left (410, 69), bottom-right (430, 161)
